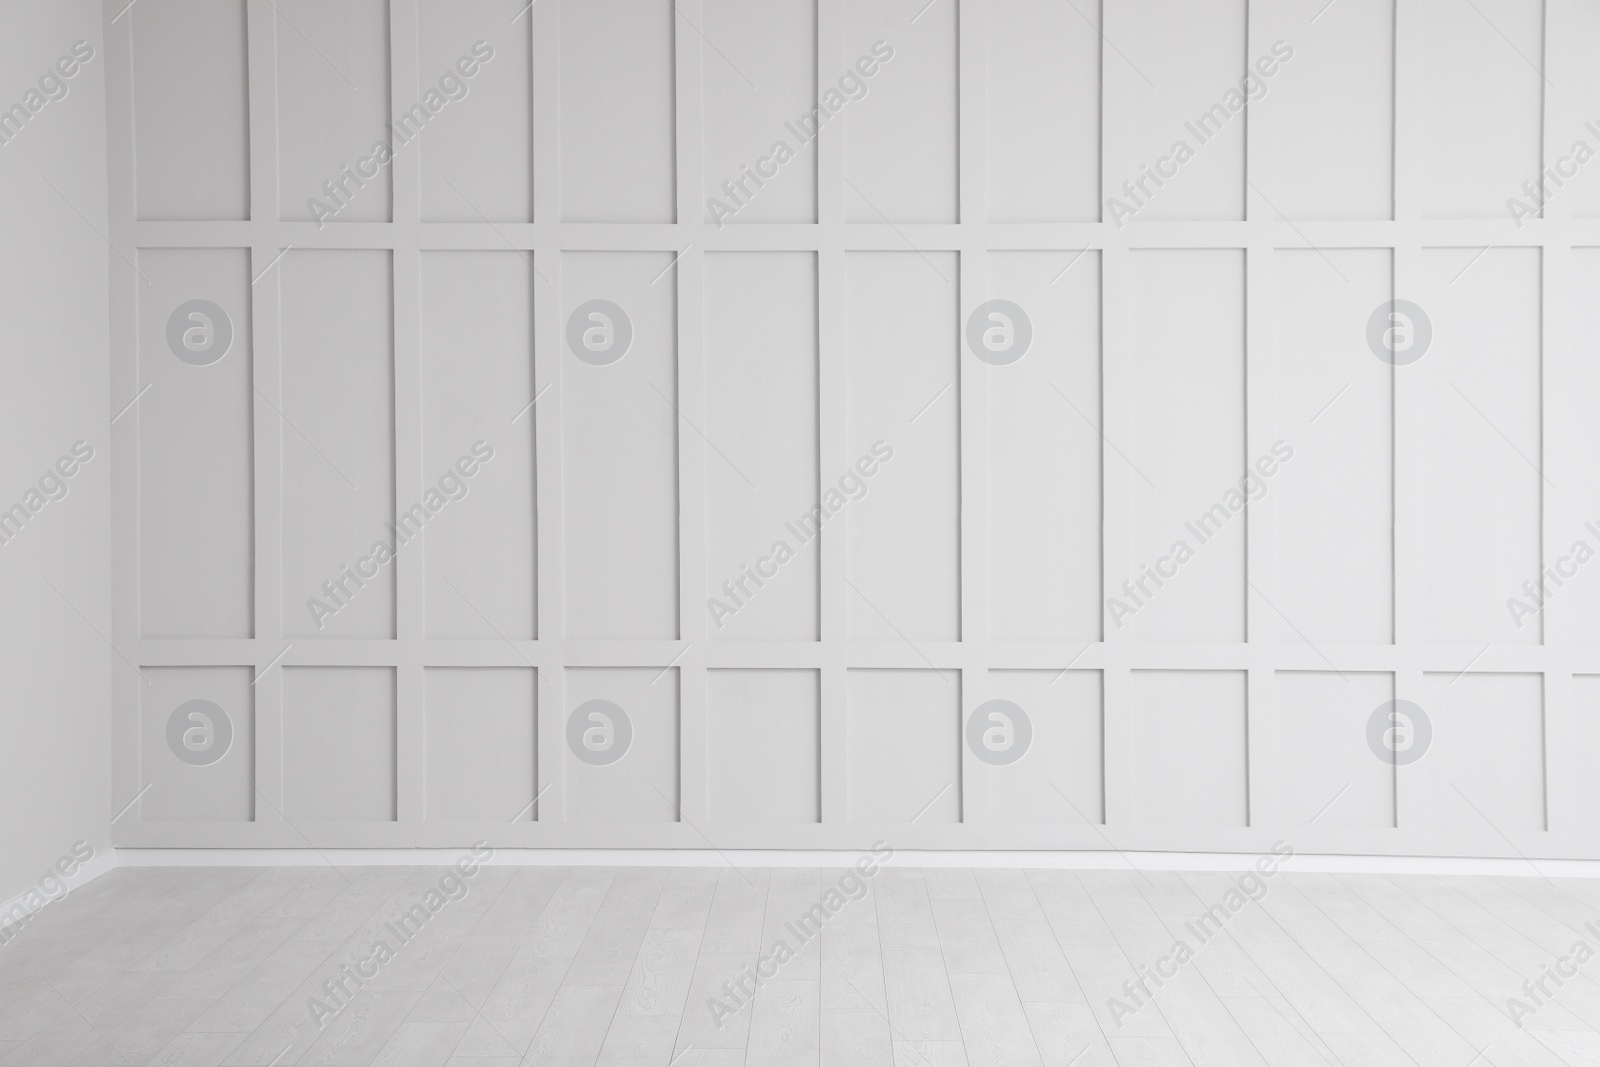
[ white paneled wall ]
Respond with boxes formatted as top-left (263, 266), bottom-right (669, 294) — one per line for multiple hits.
top-left (108, 0), bottom-right (1600, 858)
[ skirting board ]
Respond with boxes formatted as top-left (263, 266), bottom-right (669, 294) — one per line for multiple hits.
top-left (113, 848), bottom-right (1600, 878)
top-left (10, 850), bottom-right (1599, 921)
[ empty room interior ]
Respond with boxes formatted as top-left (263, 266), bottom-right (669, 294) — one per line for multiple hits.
top-left (5, 0), bottom-right (1600, 1064)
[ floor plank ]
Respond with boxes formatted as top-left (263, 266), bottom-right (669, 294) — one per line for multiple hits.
top-left (4, 864), bottom-right (1600, 1067)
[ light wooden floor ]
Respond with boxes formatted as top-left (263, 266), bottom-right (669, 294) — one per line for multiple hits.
top-left (4, 863), bottom-right (1600, 1066)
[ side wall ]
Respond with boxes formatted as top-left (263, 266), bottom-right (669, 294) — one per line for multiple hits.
top-left (0, 0), bottom-right (112, 904)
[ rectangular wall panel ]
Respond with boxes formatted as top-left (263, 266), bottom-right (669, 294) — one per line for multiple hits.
top-left (562, 252), bottom-right (679, 640)
top-left (985, 252), bottom-right (1101, 642)
top-left (425, 667), bottom-right (535, 821)
top-left (1411, 673), bottom-right (1544, 831)
top-left (1274, 672), bottom-right (1395, 829)
top-left (1123, 251), bottom-right (1245, 642)
top-left (280, 251), bottom-right (396, 639)
top-left (846, 253), bottom-right (960, 641)
top-left (969, 670), bottom-right (1102, 826)
top-left (138, 249), bottom-right (253, 639)
top-left (701, 0), bottom-right (816, 224)
top-left (1553, 249), bottom-right (1600, 643)
top-left (703, 253), bottom-right (818, 640)
top-left (1420, 248), bottom-right (1541, 645)
top-left (565, 668), bottom-right (679, 823)
top-left (1413, 0), bottom-right (1543, 218)
top-left (1106, 0), bottom-right (1245, 223)
top-left (986, 0), bottom-right (1099, 222)
top-left (420, 252), bottom-right (536, 639)
top-left (275, 0), bottom-right (391, 224)
top-left (141, 667), bottom-right (253, 822)
top-left (1130, 671), bottom-right (1248, 828)
top-left (1272, 248), bottom-right (1393, 644)
top-left (418, 0), bottom-right (533, 222)
top-left (707, 669), bottom-right (820, 823)
top-left (847, 670), bottom-right (961, 824)
top-left (559, 0), bottom-right (674, 222)
top-left (1559, 4), bottom-right (1600, 220)
top-left (1567, 676), bottom-right (1600, 830)
top-left (282, 667), bottom-right (397, 821)
top-left (843, 0), bottom-right (957, 223)
top-left (132, 0), bottom-right (250, 220)
top-left (1253, 0), bottom-right (1393, 220)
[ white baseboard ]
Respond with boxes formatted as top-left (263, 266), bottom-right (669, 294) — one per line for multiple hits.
top-left (109, 847), bottom-right (1600, 878)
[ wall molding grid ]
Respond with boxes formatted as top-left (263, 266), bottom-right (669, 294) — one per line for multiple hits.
top-left (106, 0), bottom-right (1600, 857)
